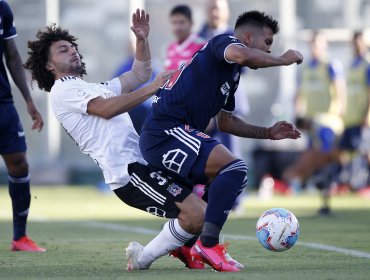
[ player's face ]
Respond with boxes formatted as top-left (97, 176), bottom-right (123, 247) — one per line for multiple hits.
top-left (310, 35), bottom-right (327, 60)
top-left (47, 40), bottom-right (83, 78)
top-left (170, 14), bottom-right (192, 43)
top-left (207, 0), bottom-right (229, 28)
top-left (248, 27), bottom-right (274, 53)
top-left (353, 35), bottom-right (366, 56)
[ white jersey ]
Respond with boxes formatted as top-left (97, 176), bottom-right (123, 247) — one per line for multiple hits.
top-left (50, 76), bottom-right (147, 190)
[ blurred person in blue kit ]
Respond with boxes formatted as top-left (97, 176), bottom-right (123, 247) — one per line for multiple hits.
top-left (0, 0), bottom-right (45, 251)
top-left (113, 40), bottom-right (160, 134)
top-left (282, 31), bottom-right (346, 215)
top-left (337, 31), bottom-right (370, 192)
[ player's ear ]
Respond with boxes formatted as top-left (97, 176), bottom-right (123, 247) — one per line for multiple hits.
top-left (244, 31), bottom-right (253, 45)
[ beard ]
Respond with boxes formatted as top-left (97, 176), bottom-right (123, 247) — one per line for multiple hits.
top-left (69, 63), bottom-right (84, 76)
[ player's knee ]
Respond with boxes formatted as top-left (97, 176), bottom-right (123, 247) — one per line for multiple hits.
top-left (219, 159), bottom-right (248, 192)
top-left (7, 157), bottom-right (29, 177)
top-left (177, 194), bottom-right (206, 234)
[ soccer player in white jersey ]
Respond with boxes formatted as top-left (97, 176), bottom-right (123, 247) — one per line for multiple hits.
top-left (24, 9), bottom-right (242, 271)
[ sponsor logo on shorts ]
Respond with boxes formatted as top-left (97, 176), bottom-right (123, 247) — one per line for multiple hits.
top-left (167, 183), bottom-right (183, 197)
top-left (220, 82), bottom-right (230, 95)
top-left (18, 131), bottom-right (25, 137)
top-left (162, 149), bottom-right (188, 174)
top-left (196, 132), bottom-right (210, 138)
top-left (146, 206), bottom-right (166, 217)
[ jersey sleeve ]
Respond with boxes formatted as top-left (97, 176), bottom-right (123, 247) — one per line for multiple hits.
top-left (99, 77), bottom-right (122, 96)
top-left (2, 1), bottom-right (17, 39)
top-left (209, 35), bottom-right (246, 63)
top-left (222, 92), bottom-right (235, 112)
top-left (59, 83), bottom-right (101, 114)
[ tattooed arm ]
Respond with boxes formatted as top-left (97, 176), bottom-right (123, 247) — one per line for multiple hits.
top-left (216, 110), bottom-right (301, 140)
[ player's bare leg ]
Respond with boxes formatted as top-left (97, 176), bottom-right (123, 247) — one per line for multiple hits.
top-left (126, 193), bottom-right (205, 270)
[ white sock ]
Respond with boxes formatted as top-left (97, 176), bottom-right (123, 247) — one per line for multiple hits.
top-left (138, 219), bottom-right (195, 267)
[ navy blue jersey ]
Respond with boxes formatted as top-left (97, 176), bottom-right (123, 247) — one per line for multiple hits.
top-left (0, 0), bottom-right (17, 104)
top-left (143, 34), bottom-right (244, 132)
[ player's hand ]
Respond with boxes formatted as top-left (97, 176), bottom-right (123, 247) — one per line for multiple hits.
top-left (281, 49), bottom-right (303, 65)
top-left (130, 9), bottom-right (150, 40)
top-left (152, 70), bottom-right (176, 89)
top-left (26, 100), bottom-right (44, 132)
top-left (269, 121), bottom-right (301, 140)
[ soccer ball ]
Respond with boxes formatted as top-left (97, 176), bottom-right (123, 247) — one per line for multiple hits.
top-left (256, 208), bottom-right (300, 252)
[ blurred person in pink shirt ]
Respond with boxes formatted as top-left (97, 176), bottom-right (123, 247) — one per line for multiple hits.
top-left (164, 5), bottom-right (206, 70)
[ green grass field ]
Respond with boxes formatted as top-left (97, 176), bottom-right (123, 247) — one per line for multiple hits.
top-left (0, 186), bottom-right (370, 280)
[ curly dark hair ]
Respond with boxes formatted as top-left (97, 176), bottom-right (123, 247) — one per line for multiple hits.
top-left (234, 10), bottom-right (279, 34)
top-left (24, 24), bottom-right (87, 92)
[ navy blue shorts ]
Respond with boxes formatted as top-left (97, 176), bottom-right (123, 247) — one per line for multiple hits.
top-left (0, 103), bottom-right (27, 154)
top-left (339, 126), bottom-right (362, 151)
top-left (140, 125), bottom-right (220, 185)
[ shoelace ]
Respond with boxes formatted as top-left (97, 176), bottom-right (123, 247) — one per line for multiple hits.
top-left (213, 244), bottom-right (229, 262)
top-left (220, 241), bottom-right (230, 252)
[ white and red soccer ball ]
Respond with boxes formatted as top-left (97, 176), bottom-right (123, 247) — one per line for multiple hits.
top-left (256, 208), bottom-right (300, 252)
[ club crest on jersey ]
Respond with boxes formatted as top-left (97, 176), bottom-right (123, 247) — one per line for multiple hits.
top-left (220, 82), bottom-right (230, 95)
top-left (197, 132), bottom-right (210, 138)
top-left (153, 96), bottom-right (161, 103)
top-left (167, 183), bottom-right (182, 197)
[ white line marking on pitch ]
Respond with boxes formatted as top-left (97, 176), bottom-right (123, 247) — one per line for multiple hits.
top-left (84, 221), bottom-right (370, 260)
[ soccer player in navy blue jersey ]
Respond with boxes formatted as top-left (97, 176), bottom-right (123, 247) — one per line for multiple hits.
top-left (139, 10), bottom-right (303, 271)
top-left (0, 0), bottom-right (45, 251)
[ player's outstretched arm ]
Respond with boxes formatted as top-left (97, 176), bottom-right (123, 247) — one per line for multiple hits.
top-left (216, 110), bottom-right (301, 140)
top-left (87, 70), bottom-right (175, 119)
top-left (4, 38), bottom-right (44, 131)
top-left (225, 44), bottom-right (303, 69)
top-left (118, 9), bottom-right (152, 94)
top-left (131, 8), bottom-right (150, 62)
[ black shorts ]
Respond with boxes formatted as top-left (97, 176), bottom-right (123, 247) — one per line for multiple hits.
top-left (114, 162), bottom-right (193, 218)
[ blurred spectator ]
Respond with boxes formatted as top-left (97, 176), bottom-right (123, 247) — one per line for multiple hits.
top-left (340, 31), bottom-right (370, 153)
top-left (198, 0), bottom-right (232, 39)
top-left (337, 31), bottom-right (370, 191)
top-left (282, 32), bottom-right (346, 215)
top-left (164, 5), bottom-right (205, 70)
top-left (295, 32), bottom-right (345, 119)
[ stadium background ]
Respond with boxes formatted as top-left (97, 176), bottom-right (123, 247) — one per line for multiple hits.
top-left (1, 0), bottom-right (370, 186)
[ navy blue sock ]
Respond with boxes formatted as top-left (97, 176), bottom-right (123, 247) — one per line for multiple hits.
top-left (200, 160), bottom-right (248, 247)
top-left (8, 174), bottom-right (31, 241)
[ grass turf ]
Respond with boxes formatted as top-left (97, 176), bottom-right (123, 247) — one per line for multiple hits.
top-left (0, 186), bottom-right (369, 279)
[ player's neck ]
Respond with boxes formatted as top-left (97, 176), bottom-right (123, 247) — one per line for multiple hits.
top-left (55, 72), bottom-right (80, 80)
